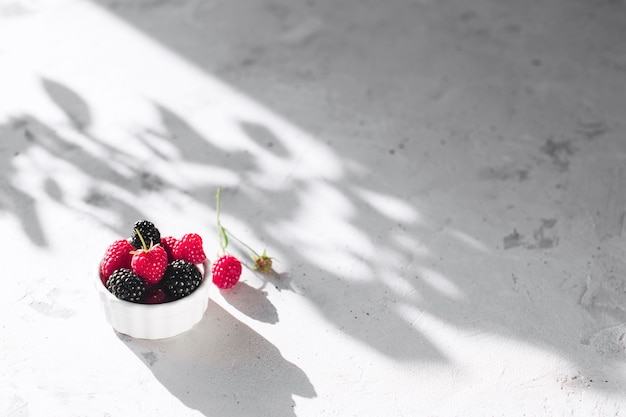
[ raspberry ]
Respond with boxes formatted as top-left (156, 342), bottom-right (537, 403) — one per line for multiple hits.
top-left (131, 230), bottom-right (168, 284)
top-left (160, 236), bottom-right (178, 261)
top-left (99, 239), bottom-right (134, 285)
top-left (162, 260), bottom-right (203, 300)
top-left (142, 284), bottom-right (169, 304)
top-left (130, 220), bottom-right (161, 249)
top-left (211, 255), bottom-right (242, 289)
top-left (106, 268), bottom-right (146, 303)
top-left (172, 233), bottom-right (207, 264)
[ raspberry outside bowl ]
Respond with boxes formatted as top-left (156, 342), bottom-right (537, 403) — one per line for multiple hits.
top-left (96, 260), bottom-right (211, 339)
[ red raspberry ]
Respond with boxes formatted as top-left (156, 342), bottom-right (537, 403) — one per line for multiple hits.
top-left (160, 236), bottom-right (178, 261)
top-left (131, 228), bottom-right (168, 284)
top-left (142, 284), bottom-right (169, 304)
top-left (99, 239), bottom-right (134, 285)
top-left (131, 244), bottom-right (168, 284)
top-left (173, 233), bottom-right (207, 264)
top-left (211, 255), bottom-right (242, 289)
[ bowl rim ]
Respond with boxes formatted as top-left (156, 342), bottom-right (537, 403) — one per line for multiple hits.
top-left (97, 259), bottom-right (211, 308)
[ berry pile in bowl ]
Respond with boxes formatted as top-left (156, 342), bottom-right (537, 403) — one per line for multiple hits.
top-left (97, 220), bottom-right (211, 340)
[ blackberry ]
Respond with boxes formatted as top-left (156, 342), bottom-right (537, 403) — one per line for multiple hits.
top-left (130, 220), bottom-right (161, 249)
top-left (106, 268), bottom-right (146, 303)
top-left (162, 260), bottom-right (202, 300)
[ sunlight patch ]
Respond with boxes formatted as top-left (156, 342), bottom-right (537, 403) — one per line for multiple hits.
top-left (353, 186), bottom-right (421, 224)
top-left (446, 228), bottom-right (489, 253)
top-left (417, 267), bottom-right (464, 300)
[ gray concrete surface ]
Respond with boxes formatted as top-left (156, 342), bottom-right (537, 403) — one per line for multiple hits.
top-left (1, 0), bottom-right (625, 415)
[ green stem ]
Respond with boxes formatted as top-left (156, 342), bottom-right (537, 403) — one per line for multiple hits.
top-left (135, 228), bottom-right (148, 252)
top-left (216, 187), bottom-right (228, 254)
top-left (216, 187), bottom-right (222, 227)
top-left (224, 228), bottom-right (261, 258)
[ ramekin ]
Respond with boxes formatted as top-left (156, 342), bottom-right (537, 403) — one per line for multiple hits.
top-left (96, 260), bottom-right (211, 339)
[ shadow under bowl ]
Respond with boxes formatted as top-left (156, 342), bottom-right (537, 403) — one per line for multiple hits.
top-left (96, 260), bottom-right (211, 340)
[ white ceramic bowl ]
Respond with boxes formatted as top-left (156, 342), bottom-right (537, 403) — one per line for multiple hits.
top-left (96, 260), bottom-right (211, 339)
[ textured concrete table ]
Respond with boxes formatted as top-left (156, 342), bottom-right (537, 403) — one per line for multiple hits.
top-left (1, 0), bottom-right (625, 416)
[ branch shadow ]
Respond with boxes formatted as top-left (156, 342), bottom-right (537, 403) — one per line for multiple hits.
top-left (117, 301), bottom-right (316, 417)
top-left (0, 78), bottom-right (246, 244)
top-left (0, 112), bottom-right (148, 240)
